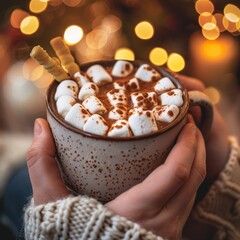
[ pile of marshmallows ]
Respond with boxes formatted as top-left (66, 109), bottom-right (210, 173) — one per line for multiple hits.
top-left (54, 60), bottom-right (184, 137)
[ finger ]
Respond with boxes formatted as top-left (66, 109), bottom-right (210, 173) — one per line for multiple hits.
top-left (106, 122), bottom-right (197, 216)
top-left (26, 118), bottom-right (70, 205)
top-left (165, 129), bottom-right (206, 215)
top-left (177, 74), bottom-right (205, 91)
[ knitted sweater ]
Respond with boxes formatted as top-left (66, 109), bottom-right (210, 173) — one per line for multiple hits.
top-left (24, 137), bottom-right (240, 240)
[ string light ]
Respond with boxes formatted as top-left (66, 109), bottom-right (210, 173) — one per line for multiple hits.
top-left (64, 25), bottom-right (83, 45)
top-left (167, 53), bottom-right (185, 72)
top-left (202, 23), bottom-right (220, 40)
top-left (214, 13), bottom-right (225, 32)
top-left (114, 48), bottom-right (135, 60)
top-left (198, 12), bottom-right (216, 27)
top-left (134, 21), bottom-right (154, 40)
top-left (29, 0), bottom-right (48, 14)
top-left (86, 29), bottom-right (108, 49)
top-left (22, 58), bottom-right (44, 81)
top-left (20, 16), bottom-right (39, 35)
top-left (149, 47), bottom-right (168, 66)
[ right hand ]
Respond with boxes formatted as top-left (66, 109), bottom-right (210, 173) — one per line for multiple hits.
top-left (106, 117), bottom-right (206, 240)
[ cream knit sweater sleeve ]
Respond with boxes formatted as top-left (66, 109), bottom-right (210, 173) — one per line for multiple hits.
top-left (24, 137), bottom-right (240, 240)
top-left (24, 195), bottom-right (163, 240)
top-left (193, 137), bottom-right (240, 240)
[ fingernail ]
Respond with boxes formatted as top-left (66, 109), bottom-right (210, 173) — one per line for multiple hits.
top-left (34, 119), bottom-right (42, 136)
top-left (187, 122), bottom-right (197, 137)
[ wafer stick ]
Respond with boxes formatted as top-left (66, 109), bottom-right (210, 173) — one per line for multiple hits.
top-left (30, 45), bottom-right (69, 82)
top-left (50, 37), bottom-right (80, 78)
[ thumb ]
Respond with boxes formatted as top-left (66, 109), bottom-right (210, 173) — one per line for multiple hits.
top-left (26, 118), bottom-right (70, 205)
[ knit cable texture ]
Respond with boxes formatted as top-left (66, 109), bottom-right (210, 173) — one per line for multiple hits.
top-left (193, 137), bottom-right (240, 240)
top-left (24, 195), bottom-right (164, 240)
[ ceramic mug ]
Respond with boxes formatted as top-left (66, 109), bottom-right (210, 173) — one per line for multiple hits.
top-left (46, 60), bottom-right (213, 202)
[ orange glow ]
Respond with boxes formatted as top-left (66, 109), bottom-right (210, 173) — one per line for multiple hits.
top-left (86, 29), bottom-right (108, 49)
top-left (202, 23), bottom-right (220, 40)
top-left (29, 0), bottom-right (48, 14)
top-left (202, 41), bottom-right (223, 59)
top-left (195, 0), bottom-right (214, 14)
top-left (114, 48), bottom-right (135, 61)
top-left (20, 16), bottom-right (39, 35)
top-left (10, 9), bottom-right (29, 29)
top-left (149, 48), bottom-right (168, 66)
top-left (223, 16), bottom-right (239, 33)
top-left (135, 21), bottom-right (154, 40)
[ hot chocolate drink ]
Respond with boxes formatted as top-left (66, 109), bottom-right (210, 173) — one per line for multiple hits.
top-left (53, 60), bottom-right (185, 138)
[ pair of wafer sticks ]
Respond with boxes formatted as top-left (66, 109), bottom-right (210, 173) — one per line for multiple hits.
top-left (30, 37), bottom-right (80, 82)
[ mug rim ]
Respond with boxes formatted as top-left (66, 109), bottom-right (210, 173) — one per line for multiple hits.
top-left (46, 60), bottom-right (189, 141)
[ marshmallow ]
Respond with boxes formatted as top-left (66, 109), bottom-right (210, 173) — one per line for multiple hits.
top-left (154, 77), bottom-right (175, 93)
top-left (160, 89), bottom-right (183, 107)
top-left (128, 108), bottom-right (158, 136)
top-left (126, 78), bottom-right (140, 91)
top-left (83, 114), bottom-right (109, 136)
top-left (153, 105), bottom-right (179, 123)
top-left (108, 120), bottom-right (132, 137)
top-left (78, 82), bottom-right (99, 101)
top-left (82, 96), bottom-right (107, 114)
top-left (113, 81), bottom-right (126, 90)
top-left (135, 64), bottom-right (161, 82)
top-left (56, 95), bottom-right (76, 118)
top-left (131, 92), bottom-right (158, 109)
top-left (54, 80), bottom-right (78, 101)
top-left (107, 89), bottom-right (128, 106)
top-left (86, 64), bottom-right (112, 86)
top-left (65, 103), bottom-right (90, 130)
top-left (112, 60), bottom-right (134, 77)
top-left (74, 71), bottom-right (90, 87)
top-left (108, 105), bottom-right (128, 120)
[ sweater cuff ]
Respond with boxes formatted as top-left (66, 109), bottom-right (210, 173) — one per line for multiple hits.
top-left (193, 137), bottom-right (240, 240)
top-left (24, 195), bottom-right (163, 240)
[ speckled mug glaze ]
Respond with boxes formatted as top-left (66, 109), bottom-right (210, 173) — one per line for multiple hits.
top-left (46, 60), bottom-right (213, 202)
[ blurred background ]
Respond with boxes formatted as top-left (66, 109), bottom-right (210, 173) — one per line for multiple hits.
top-left (0, 0), bottom-right (239, 198)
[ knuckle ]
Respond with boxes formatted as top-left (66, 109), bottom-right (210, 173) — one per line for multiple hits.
top-left (175, 165), bottom-right (190, 183)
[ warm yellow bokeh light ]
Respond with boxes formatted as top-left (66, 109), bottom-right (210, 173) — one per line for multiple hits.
top-left (202, 41), bottom-right (223, 59)
top-left (223, 16), bottom-right (239, 33)
top-left (224, 4), bottom-right (240, 23)
top-left (114, 48), bottom-right (135, 61)
top-left (202, 23), bottom-right (220, 40)
top-left (64, 25), bottom-right (83, 45)
top-left (10, 9), bottom-right (29, 29)
top-left (167, 53), bottom-right (185, 72)
top-left (149, 47), bottom-right (168, 66)
top-left (198, 12), bottom-right (216, 27)
top-left (195, 0), bottom-right (214, 14)
top-left (29, 0), bottom-right (48, 14)
top-left (135, 21), bottom-right (154, 40)
top-left (204, 87), bottom-right (220, 104)
top-left (20, 16), bottom-right (39, 35)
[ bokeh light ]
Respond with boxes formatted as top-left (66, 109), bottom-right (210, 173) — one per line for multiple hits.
top-left (20, 16), bottom-right (39, 35)
top-left (198, 12), bottom-right (216, 27)
top-left (64, 25), bottom-right (83, 45)
top-left (10, 9), bottom-right (29, 29)
top-left (204, 87), bottom-right (220, 104)
top-left (202, 23), bottom-right (220, 40)
top-left (86, 29), bottom-right (108, 49)
top-left (114, 48), bottom-right (135, 60)
top-left (29, 0), bottom-right (48, 14)
top-left (214, 13), bottom-right (225, 32)
top-left (167, 53), bottom-right (185, 72)
top-left (195, 0), bottom-right (214, 14)
top-left (22, 58), bottom-right (44, 81)
top-left (63, 0), bottom-right (83, 7)
top-left (149, 47), bottom-right (168, 66)
top-left (224, 4), bottom-right (240, 23)
top-left (134, 21), bottom-right (154, 40)
top-left (223, 16), bottom-right (239, 33)
top-left (101, 15), bottom-right (122, 33)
